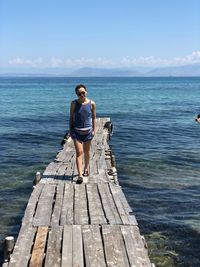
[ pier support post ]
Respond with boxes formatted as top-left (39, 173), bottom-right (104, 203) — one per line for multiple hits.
top-left (4, 236), bottom-right (14, 262)
top-left (61, 131), bottom-right (71, 146)
top-left (141, 235), bottom-right (148, 249)
top-left (33, 171), bottom-right (41, 186)
top-left (104, 121), bottom-right (113, 140)
top-left (111, 154), bottom-right (116, 167)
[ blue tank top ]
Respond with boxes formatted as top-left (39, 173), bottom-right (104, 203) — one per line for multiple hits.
top-left (73, 100), bottom-right (92, 130)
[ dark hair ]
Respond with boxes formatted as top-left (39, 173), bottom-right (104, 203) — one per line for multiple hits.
top-left (75, 84), bottom-right (87, 94)
top-left (195, 114), bottom-right (200, 121)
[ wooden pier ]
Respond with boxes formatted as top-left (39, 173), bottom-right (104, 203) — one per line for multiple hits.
top-left (3, 118), bottom-right (153, 267)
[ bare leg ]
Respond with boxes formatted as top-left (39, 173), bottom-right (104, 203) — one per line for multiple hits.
top-left (83, 140), bottom-right (92, 173)
top-left (73, 139), bottom-right (83, 177)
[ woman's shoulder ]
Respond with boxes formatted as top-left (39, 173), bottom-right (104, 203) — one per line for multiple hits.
top-left (71, 99), bottom-right (77, 105)
top-left (70, 100), bottom-right (77, 108)
top-left (90, 99), bottom-right (96, 106)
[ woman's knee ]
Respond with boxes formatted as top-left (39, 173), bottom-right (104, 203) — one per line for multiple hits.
top-left (83, 141), bottom-right (91, 153)
top-left (76, 149), bottom-right (83, 157)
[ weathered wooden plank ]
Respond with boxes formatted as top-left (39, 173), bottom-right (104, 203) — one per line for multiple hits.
top-left (40, 177), bottom-right (57, 184)
top-left (82, 225), bottom-right (106, 267)
top-left (44, 226), bottom-right (62, 267)
top-left (128, 214), bottom-right (138, 226)
top-left (94, 149), bottom-right (110, 183)
top-left (96, 132), bottom-right (109, 150)
top-left (60, 183), bottom-right (74, 225)
top-left (8, 225), bottom-right (36, 267)
top-left (98, 149), bottom-right (108, 170)
top-left (51, 182), bottom-right (64, 226)
top-left (90, 141), bottom-right (97, 152)
top-left (89, 149), bottom-right (97, 173)
top-left (101, 132), bottom-right (110, 150)
top-left (55, 163), bottom-right (68, 179)
top-left (112, 184), bottom-right (132, 213)
top-left (109, 183), bottom-right (135, 225)
top-left (87, 183), bottom-right (107, 224)
top-left (43, 161), bottom-right (69, 178)
top-left (94, 118), bottom-right (101, 133)
top-left (62, 225), bottom-right (72, 267)
top-left (95, 137), bottom-right (104, 150)
top-left (121, 225), bottom-right (152, 267)
top-left (62, 151), bottom-right (76, 182)
top-left (29, 226), bottom-right (48, 267)
top-left (33, 184), bottom-right (55, 226)
top-left (102, 225), bottom-right (130, 267)
top-left (89, 150), bottom-right (109, 183)
top-left (61, 225), bottom-right (84, 267)
top-left (98, 170), bottom-right (110, 183)
top-left (22, 183), bottom-right (44, 226)
top-left (43, 162), bottom-right (60, 176)
top-left (72, 225), bottom-right (84, 267)
top-left (111, 184), bottom-right (137, 225)
top-left (98, 183), bottom-right (122, 224)
top-left (88, 151), bottom-right (98, 183)
top-left (72, 159), bottom-right (79, 183)
top-left (74, 184), bottom-right (88, 225)
top-left (56, 150), bottom-right (75, 163)
top-left (64, 154), bottom-right (76, 180)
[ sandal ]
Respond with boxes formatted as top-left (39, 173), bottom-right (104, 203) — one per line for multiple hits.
top-left (83, 170), bottom-right (89, 177)
top-left (76, 176), bottom-right (83, 184)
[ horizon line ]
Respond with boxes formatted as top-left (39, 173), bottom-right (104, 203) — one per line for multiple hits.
top-left (0, 74), bottom-right (200, 78)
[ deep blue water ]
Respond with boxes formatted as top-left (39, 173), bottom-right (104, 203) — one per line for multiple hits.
top-left (0, 77), bottom-right (200, 266)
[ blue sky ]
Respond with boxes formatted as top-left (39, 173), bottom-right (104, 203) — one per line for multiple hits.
top-left (1, 0), bottom-right (200, 71)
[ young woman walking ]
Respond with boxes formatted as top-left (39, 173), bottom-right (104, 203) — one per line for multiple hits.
top-left (69, 84), bottom-right (96, 184)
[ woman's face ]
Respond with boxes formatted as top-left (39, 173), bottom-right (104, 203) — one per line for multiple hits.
top-left (77, 87), bottom-right (87, 101)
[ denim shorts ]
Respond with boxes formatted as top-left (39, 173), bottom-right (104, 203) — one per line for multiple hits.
top-left (71, 129), bottom-right (93, 143)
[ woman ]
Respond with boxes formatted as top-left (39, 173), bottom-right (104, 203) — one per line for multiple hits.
top-left (69, 84), bottom-right (96, 184)
top-left (195, 114), bottom-right (200, 123)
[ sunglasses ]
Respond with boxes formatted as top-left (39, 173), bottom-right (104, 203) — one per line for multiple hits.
top-left (77, 91), bottom-right (86, 96)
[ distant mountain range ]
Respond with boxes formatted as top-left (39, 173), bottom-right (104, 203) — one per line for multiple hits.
top-left (146, 64), bottom-right (200, 77)
top-left (69, 67), bottom-right (142, 77)
top-left (1, 63), bottom-right (200, 77)
top-left (69, 64), bottom-right (200, 77)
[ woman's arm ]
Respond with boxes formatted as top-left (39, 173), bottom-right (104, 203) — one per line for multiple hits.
top-left (69, 101), bottom-right (75, 134)
top-left (91, 100), bottom-right (96, 134)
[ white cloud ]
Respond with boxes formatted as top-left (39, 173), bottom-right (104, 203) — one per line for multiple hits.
top-left (119, 56), bottom-right (168, 67)
top-left (172, 51), bottom-right (200, 66)
top-left (8, 57), bottom-right (44, 67)
top-left (119, 51), bottom-right (200, 67)
top-left (8, 56), bottom-right (114, 68)
top-left (64, 57), bottom-right (114, 67)
top-left (51, 57), bottom-right (63, 67)
top-left (7, 51), bottom-right (200, 68)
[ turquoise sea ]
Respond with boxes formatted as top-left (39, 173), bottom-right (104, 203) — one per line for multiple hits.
top-left (0, 77), bottom-right (200, 266)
